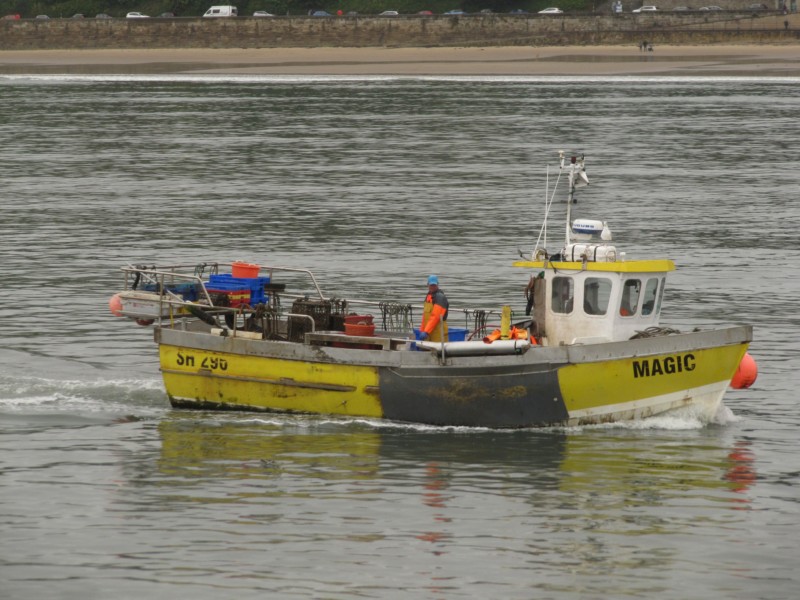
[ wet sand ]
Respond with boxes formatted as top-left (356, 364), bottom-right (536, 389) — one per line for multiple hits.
top-left (1, 45), bottom-right (799, 76)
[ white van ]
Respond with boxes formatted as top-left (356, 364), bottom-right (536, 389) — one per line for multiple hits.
top-left (203, 5), bottom-right (238, 17)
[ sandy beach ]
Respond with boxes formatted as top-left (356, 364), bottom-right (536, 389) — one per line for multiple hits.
top-left (1, 45), bottom-right (799, 76)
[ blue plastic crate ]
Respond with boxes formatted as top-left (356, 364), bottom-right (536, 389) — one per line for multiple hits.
top-left (448, 327), bottom-right (469, 341)
top-left (140, 282), bottom-right (200, 301)
top-left (413, 327), bottom-right (469, 342)
top-left (208, 274), bottom-right (271, 305)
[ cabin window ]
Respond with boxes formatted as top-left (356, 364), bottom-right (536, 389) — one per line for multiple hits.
top-left (584, 277), bottom-right (612, 315)
top-left (641, 278), bottom-right (660, 316)
top-left (551, 276), bottom-right (574, 314)
top-left (620, 279), bottom-right (641, 317)
top-left (655, 277), bottom-right (666, 314)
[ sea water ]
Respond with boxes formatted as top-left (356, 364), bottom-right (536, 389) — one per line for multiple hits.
top-left (1, 75), bottom-right (799, 599)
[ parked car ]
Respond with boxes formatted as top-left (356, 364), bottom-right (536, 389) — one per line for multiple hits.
top-left (479, 8), bottom-right (493, 12)
top-left (379, 10), bottom-right (399, 15)
top-left (509, 8), bottom-right (529, 13)
top-left (538, 7), bottom-right (563, 13)
top-left (418, 9), bottom-right (434, 14)
top-left (95, 13), bottom-right (112, 18)
top-left (632, 5), bottom-right (658, 11)
top-left (311, 10), bottom-right (332, 16)
top-left (253, 10), bottom-right (274, 16)
top-left (444, 9), bottom-right (467, 14)
top-left (126, 12), bottom-right (150, 18)
top-left (72, 13), bottom-right (86, 18)
top-left (35, 14), bottom-right (50, 19)
top-left (2, 13), bottom-right (21, 19)
top-left (673, 6), bottom-right (690, 10)
top-left (747, 2), bottom-right (767, 8)
top-left (158, 12), bottom-right (175, 17)
top-left (699, 5), bottom-right (723, 9)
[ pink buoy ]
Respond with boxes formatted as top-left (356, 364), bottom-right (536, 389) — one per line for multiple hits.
top-left (109, 294), bottom-right (124, 317)
top-left (730, 352), bottom-right (758, 389)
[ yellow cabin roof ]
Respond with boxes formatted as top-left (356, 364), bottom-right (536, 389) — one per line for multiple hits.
top-left (512, 259), bottom-right (675, 273)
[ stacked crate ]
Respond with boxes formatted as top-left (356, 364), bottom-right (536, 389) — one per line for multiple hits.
top-left (206, 274), bottom-right (271, 307)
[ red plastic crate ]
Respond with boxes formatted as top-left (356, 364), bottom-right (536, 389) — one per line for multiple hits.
top-left (207, 288), bottom-right (251, 308)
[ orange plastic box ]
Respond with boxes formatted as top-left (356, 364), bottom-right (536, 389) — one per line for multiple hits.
top-left (231, 262), bottom-right (260, 278)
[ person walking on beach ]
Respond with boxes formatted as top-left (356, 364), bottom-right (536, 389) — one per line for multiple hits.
top-left (418, 275), bottom-right (449, 342)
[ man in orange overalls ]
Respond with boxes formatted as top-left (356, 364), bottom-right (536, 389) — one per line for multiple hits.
top-left (418, 275), bottom-right (449, 342)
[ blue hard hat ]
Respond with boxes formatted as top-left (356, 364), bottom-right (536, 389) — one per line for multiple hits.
top-left (427, 275), bottom-right (439, 285)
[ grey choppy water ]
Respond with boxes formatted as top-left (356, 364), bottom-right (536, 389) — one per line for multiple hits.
top-left (1, 75), bottom-right (799, 599)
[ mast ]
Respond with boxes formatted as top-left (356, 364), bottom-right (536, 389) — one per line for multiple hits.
top-left (559, 152), bottom-right (588, 248)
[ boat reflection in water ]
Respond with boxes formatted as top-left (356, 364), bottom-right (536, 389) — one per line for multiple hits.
top-left (149, 413), bottom-right (759, 593)
top-left (155, 416), bottom-right (757, 513)
top-left (157, 416), bottom-right (384, 486)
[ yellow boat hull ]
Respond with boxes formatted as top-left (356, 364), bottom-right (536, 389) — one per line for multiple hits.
top-left (156, 326), bottom-right (751, 428)
top-left (161, 343), bottom-right (384, 417)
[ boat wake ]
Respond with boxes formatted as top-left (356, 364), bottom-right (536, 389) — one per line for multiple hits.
top-left (564, 402), bottom-right (740, 432)
top-left (193, 403), bottom-right (740, 434)
top-left (0, 374), bottom-right (167, 417)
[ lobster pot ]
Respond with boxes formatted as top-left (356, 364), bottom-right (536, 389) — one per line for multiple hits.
top-left (288, 299), bottom-right (332, 342)
top-left (251, 310), bottom-right (282, 341)
top-left (328, 299), bottom-right (349, 332)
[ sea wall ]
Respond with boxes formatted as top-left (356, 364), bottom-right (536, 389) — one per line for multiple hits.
top-left (1, 13), bottom-right (798, 50)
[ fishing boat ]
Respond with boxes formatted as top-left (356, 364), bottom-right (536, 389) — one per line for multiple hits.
top-left (109, 152), bottom-right (757, 428)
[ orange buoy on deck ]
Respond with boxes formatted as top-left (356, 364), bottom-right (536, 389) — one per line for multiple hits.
top-left (509, 326), bottom-right (528, 340)
top-left (483, 329), bottom-right (502, 344)
top-left (483, 326), bottom-right (531, 344)
top-left (731, 352), bottom-right (758, 389)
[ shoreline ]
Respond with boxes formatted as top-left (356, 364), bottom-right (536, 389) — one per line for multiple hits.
top-left (2, 46), bottom-right (800, 76)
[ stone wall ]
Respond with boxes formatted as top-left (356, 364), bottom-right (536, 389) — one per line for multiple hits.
top-left (1, 13), bottom-right (798, 50)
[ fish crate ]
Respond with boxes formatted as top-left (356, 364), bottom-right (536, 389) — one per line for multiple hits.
top-left (140, 281), bottom-right (201, 301)
top-left (208, 274), bottom-right (271, 305)
top-left (344, 322), bottom-right (375, 336)
top-left (206, 280), bottom-right (251, 308)
top-left (449, 327), bottom-right (469, 341)
top-left (414, 326), bottom-right (469, 341)
top-left (231, 261), bottom-right (260, 278)
top-left (344, 314), bottom-right (374, 325)
top-left (288, 298), bottom-right (332, 342)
